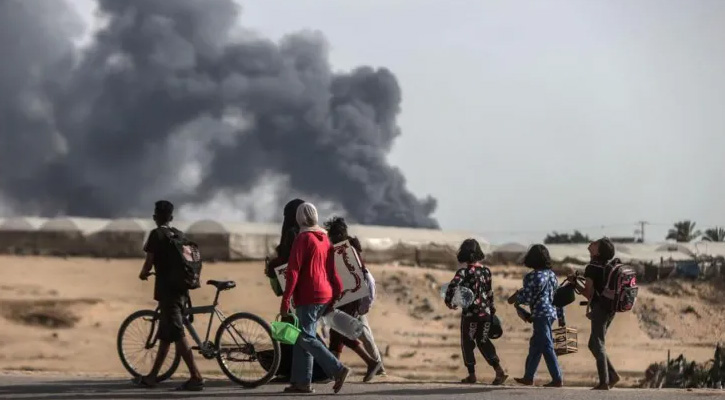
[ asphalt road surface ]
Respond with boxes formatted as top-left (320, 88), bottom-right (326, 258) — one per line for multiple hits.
top-left (0, 375), bottom-right (722, 400)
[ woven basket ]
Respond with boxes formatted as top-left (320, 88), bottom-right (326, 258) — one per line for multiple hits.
top-left (553, 327), bottom-right (578, 356)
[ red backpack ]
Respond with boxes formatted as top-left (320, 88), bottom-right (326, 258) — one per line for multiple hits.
top-left (600, 258), bottom-right (638, 313)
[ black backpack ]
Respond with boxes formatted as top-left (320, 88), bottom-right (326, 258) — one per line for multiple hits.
top-left (158, 227), bottom-right (202, 291)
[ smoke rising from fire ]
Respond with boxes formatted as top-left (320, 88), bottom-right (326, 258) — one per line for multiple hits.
top-left (0, 0), bottom-right (438, 228)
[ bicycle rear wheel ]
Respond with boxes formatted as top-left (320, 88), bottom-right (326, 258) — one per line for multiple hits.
top-left (215, 312), bottom-right (280, 388)
top-left (117, 309), bottom-right (181, 382)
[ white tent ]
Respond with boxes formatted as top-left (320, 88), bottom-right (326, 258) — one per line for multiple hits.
top-left (0, 217), bottom-right (47, 255)
top-left (87, 218), bottom-right (156, 258)
top-left (621, 244), bottom-right (693, 264)
top-left (186, 220), bottom-right (278, 261)
top-left (0, 217), bottom-right (47, 231)
top-left (546, 243), bottom-right (695, 265)
top-left (546, 244), bottom-right (591, 264)
top-left (35, 217), bottom-right (108, 256)
top-left (351, 224), bottom-right (489, 247)
top-left (357, 237), bottom-right (419, 265)
top-left (349, 224), bottom-right (488, 267)
top-left (692, 242), bottom-right (725, 258)
top-left (490, 242), bottom-right (528, 264)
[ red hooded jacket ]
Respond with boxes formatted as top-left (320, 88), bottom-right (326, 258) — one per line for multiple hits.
top-left (281, 230), bottom-right (342, 310)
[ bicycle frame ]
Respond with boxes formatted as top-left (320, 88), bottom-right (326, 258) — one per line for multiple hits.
top-left (183, 289), bottom-right (227, 352)
top-left (144, 287), bottom-right (254, 360)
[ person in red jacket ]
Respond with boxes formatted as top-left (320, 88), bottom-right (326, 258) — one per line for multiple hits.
top-left (280, 202), bottom-right (351, 394)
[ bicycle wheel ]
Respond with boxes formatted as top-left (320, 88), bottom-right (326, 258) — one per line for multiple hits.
top-left (117, 309), bottom-right (181, 382)
top-left (215, 312), bottom-right (280, 388)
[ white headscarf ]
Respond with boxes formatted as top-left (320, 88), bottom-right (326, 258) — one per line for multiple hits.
top-left (296, 202), bottom-right (326, 233)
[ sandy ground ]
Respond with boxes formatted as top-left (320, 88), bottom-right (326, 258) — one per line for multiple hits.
top-left (0, 256), bottom-right (722, 388)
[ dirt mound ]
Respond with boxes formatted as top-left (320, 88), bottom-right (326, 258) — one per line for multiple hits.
top-left (634, 298), bottom-right (672, 339)
top-left (377, 271), bottom-right (445, 319)
top-left (646, 279), bottom-right (725, 305)
top-left (633, 279), bottom-right (725, 342)
top-left (0, 298), bottom-right (100, 329)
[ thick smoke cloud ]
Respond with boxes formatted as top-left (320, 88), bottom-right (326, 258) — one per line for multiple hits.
top-left (0, 0), bottom-right (438, 228)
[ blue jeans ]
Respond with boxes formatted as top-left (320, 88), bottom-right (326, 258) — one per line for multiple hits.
top-left (291, 304), bottom-right (343, 386)
top-left (524, 317), bottom-right (563, 382)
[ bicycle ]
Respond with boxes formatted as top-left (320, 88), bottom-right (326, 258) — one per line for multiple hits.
top-left (117, 277), bottom-right (281, 388)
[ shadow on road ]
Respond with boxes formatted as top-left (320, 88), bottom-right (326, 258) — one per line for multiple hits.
top-left (344, 385), bottom-right (499, 397)
top-left (0, 379), bottom-right (240, 399)
top-left (0, 379), bottom-right (508, 400)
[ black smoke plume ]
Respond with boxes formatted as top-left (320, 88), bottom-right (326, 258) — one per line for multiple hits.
top-left (0, 0), bottom-right (438, 228)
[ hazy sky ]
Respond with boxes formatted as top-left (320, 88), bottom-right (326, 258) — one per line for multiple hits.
top-left (71, 0), bottom-right (725, 244)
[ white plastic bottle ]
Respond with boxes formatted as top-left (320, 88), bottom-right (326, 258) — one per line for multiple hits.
top-left (440, 284), bottom-right (475, 308)
top-left (322, 309), bottom-right (364, 340)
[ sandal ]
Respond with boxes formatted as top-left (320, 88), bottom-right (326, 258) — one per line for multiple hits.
top-left (283, 385), bottom-right (315, 394)
top-left (131, 376), bottom-right (156, 389)
top-left (175, 379), bottom-right (204, 392)
top-left (492, 374), bottom-right (509, 386)
top-left (364, 361), bottom-right (383, 383)
top-left (514, 377), bottom-right (534, 386)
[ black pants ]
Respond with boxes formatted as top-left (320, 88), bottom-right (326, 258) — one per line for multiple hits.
top-left (460, 315), bottom-right (500, 372)
top-left (588, 302), bottom-right (617, 385)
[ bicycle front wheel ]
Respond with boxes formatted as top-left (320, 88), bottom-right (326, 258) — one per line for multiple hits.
top-left (117, 309), bottom-right (181, 382)
top-left (215, 312), bottom-right (280, 388)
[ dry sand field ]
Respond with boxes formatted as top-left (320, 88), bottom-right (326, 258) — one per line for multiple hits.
top-left (0, 256), bottom-right (722, 387)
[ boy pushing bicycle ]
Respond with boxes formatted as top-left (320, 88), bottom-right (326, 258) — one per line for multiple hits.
top-left (134, 200), bottom-right (205, 391)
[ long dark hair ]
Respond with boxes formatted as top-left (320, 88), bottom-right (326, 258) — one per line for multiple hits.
top-left (523, 244), bottom-right (552, 270)
top-left (275, 198), bottom-right (305, 258)
top-left (457, 238), bottom-right (485, 264)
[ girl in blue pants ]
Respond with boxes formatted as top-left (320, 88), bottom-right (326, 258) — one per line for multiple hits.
top-left (509, 244), bottom-right (564, 387)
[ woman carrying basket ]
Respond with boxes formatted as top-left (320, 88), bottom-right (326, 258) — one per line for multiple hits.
top-left (280, 202), bottom-right (351, 394)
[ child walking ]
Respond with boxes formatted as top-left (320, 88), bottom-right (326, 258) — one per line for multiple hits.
top-left (324, 217), bottom-right (385, 382)
top-left (509, 244), bottom-right (564, 388)
top-left (445, 239), bottom-right (508, 385)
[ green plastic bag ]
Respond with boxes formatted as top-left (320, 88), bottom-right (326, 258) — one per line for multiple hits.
top-left (271, 314), bottom-right (301, 345)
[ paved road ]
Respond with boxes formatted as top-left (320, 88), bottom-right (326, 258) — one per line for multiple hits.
top-left (0, 375), bottom-right (722, 400)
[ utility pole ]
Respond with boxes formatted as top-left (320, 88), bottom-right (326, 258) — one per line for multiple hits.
top-left (637, 221), bottom-right (649, 243)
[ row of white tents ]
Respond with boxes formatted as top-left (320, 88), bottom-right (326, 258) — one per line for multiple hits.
top-left (1, 217), bottom-right (722, 265)
top-left (0, 217), bottom-right (484, 264)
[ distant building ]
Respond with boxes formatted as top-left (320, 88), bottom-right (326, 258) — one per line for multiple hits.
top-left (610, 236), bottom-right (641, 244)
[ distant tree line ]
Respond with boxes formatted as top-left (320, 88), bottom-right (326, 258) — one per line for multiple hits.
top-left (543, 230), bottom-right (590, 244)
top-left (543, 221), bottom-right (725, 244)
top-left (669, 221), bottom-right (725, 242)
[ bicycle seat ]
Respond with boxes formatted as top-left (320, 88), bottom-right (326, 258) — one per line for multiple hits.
top-left (207, 280), bottom-right (236, 291)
